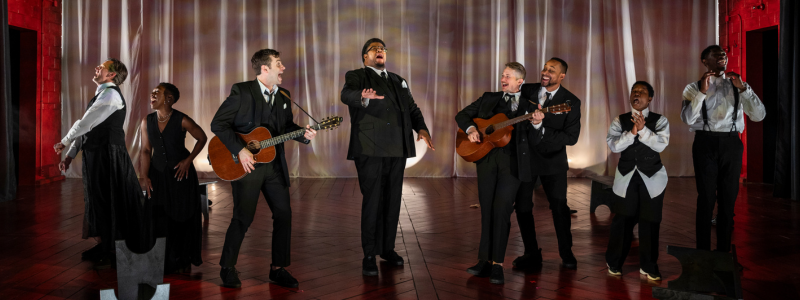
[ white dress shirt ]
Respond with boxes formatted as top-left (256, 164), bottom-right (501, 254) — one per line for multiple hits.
top-left (530, 85), bottom-right (561, 132)
top-left (62, 82), bottom-right (125, 158)
top-left (607, 107), bottom-right (670, 198)
top-left (257, 77), bottom-right (279, 105)
top-left (681, 74), bottom-right (766, 132)
top-left (360, 66), bottom-right (408, 107)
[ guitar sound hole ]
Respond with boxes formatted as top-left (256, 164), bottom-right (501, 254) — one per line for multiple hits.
top-left (246, 141), bottom-right (260, 153)
top-left (485, 125), bottom-right (495, 135)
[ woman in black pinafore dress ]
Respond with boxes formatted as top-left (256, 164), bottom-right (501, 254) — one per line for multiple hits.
top-left (140, 83), bottom-right (207, 273)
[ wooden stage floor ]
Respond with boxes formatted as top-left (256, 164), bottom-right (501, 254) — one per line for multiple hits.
top-left (1, 177), bottom-right (798, 299)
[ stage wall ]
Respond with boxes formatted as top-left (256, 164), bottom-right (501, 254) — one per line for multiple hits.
top-left (60, 0), bottom-right (717, 178)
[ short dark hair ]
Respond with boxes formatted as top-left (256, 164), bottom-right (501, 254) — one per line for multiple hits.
top-left (158, 82), bottom-right (181, 103)
top-left (701, 45), bottom-right (723, 60)
top-left (361, 38), bottom-right (386, 63)
top-left (504, 62), bottom-right (526, 80)
top-left (251, 49), bottom-right (281, 75)
top-left (632, 81), bottom-right (654, 97)
top-left (106, 58), bottom-right (128, 85)
top-left (549, 57), bottom-right (568, 74)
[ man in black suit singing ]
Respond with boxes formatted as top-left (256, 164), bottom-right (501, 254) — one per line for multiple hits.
top-left (211, 49), bottom-right (317, 288)
top-left (512, 57), bottom-right (581, 270)
top-left (340, 38), bottom-right (433, 276)
top-left (455, 62), bottom-right (535, 284)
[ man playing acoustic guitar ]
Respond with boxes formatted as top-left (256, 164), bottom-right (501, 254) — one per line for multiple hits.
top-left (455, 62), bottom-right (535, 284)
top-left (210, 49), bottom-right (316, 288)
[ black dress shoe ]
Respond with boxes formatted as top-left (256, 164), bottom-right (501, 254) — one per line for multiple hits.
top-left (81, 244), bottom-right (104, 261)
top-left (220, 267), bottom-right (242, 288)
top-left (466, 260), bottom-right (492, 277)
top-left (512, 248), bottom-right (543, 269)
top-left (380, 251), bottom-right (405, 266)
top-left (363, 256), bottom-right (378, 276)
top-left (269, 266), bottom-right (299, 288)
top-left (561, 252), bottom-right (578, 269)
top-left (489, 264), bottom-right (504, 284)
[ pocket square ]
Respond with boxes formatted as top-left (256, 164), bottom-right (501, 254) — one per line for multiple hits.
top-left (402, 80), bottom-right (408, 88)
top-left (283, 103), bottom-right (287, 109)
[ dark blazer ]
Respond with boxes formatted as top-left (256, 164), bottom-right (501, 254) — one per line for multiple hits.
top-left (520, 83), bottom-right (582, 175)
top-left (454, 91), bottom-right (534, 182)
top-left (210, 80), bottom-right (309, 186)
top-left (340, 68), bottom-right (429, 159)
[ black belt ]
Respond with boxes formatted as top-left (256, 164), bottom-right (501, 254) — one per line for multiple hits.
top-left (695, 130), bottom-right (739, 137)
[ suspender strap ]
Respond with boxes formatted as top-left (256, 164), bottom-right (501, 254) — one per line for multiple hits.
top-left (730, 78), bottom-right (740, 132)
top-left (696, 79), bottom-right (741, 132)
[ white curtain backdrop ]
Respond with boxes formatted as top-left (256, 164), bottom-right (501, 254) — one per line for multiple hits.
top-left (61, 0), bottom-right (717, 178)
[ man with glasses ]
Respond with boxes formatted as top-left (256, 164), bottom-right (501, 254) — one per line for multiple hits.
top-left (341, 38), bottom-right (433, 276)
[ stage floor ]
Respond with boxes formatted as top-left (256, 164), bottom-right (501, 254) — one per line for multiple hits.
top-left (1, 178), bottom-right (798, 299)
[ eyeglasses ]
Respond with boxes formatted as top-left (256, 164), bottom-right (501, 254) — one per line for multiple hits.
top-left (367, 46), bottom-right (388, 53)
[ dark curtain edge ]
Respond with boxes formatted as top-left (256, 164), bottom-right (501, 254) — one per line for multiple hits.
top-left (773, 0), bottom-right (799, 200)
top-left (0, 0), bottom-right (18, 202)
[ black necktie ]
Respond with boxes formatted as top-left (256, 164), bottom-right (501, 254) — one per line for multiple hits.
top-left (544, 92), bottom-right (551, 105)
top-left (381, 71), bottom-right (388, 82)
top-left (505, 94), bottom-right (518, 112)
top-left (264, 90), bottom-right (273, 112)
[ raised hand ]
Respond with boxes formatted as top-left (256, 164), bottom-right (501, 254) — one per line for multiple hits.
top-left (699, 71), bottom-right (716, 94)
top-left (361, 88), bottom-right (385, 100)
top-left (726, 72), bottom-right (746, 92)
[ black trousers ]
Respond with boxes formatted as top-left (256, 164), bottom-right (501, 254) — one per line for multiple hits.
top-left (219, 164), bottom-right (292, 267)
top-left (605, 172), bottom-right (664, 273)
top-left (692, 132), bottom-right (743, 252)
top-left (514, 172), bottom-right (573, 259)
top-left (355, 156), bottom-right (406, 257)
top-left (476, 150), bottom-right (521, 263)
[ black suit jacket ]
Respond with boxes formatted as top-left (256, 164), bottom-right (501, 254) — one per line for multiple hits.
top-left (454, 92), bottom-right (534, 182)
top-left (340, 68), bottom-right (429, 159)
top-left (520, 83), bottom-right (582, 175)
top-left (210, 80), bottom-right (309, 186)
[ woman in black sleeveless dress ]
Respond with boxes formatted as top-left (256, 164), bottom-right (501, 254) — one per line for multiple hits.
top-left (140, 83), bottom-right (207, 273)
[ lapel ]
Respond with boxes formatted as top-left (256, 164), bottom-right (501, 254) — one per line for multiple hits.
top-left (517, 94), bottom-right (532, 117)
top-left (249, 80), bottom-right (265, 127)
top-left (387, 73), bottom-right (405, 112)
top-left (545, 86), bottom-right (568, 108)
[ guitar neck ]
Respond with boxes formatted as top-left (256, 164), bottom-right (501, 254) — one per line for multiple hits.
top-left (258, 124), bottom-right (321, 148)
top-left (493, 106), bottom-right (558, 129)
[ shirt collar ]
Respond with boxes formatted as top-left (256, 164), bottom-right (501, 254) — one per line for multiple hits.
top-left (367, 66), bottom-right (388, 76)
top-left (713, 73), bottom-right (727, 84)
top-left (95, 82), bottom-right (116, 95)
top-left (540, 85), bottom-right (560, 98)
top-left (504, 90), bottom-right (521, 100)
top-left (631, 106), bottom-right (650, 118)
top-left (256, 78), bottom-right (279, 95)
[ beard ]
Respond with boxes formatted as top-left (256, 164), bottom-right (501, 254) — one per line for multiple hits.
top-left (375, 61), bottom-right (385, 69)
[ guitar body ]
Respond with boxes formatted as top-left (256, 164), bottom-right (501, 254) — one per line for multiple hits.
top-left (208, 127), bottom-right (278, 181)
top-left (455, 114), bottom-right (514, 162)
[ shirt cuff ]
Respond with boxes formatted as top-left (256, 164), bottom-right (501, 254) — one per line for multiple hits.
top-left (637, 126), bottom-right (653, 139)
top-left (466, 125), bottom-right (476, 133)
top-left (532, 122), bottom-right (543, 129)
top-left (61, 136), bottom-right (72, 146)
top-left (361, 98), bottom-right (369, 107)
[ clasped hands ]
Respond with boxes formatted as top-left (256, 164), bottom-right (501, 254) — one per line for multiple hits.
top-left (630, 112), bottom-right (646, 135)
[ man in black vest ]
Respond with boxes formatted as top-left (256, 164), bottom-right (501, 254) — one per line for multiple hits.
top-left (455, 62), bottom-right (534, 284)
top-left (605, 81), bottom-right (670, 281)
top-left (340, 38), bottom-right (433, 276)
top-left (211, 49), bottom-right (317, 288)
top-left (55, 59), bottom-right (152, 269)
top-left (681, 45), bottom-right (765, 253)
top-left (513, 58), bottom-right (581, 270)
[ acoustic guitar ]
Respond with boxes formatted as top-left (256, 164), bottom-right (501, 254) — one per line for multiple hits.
top-left (455, 101), bottom-right (571, 162)
top-left (208, 116), bottom-right (343, 181)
